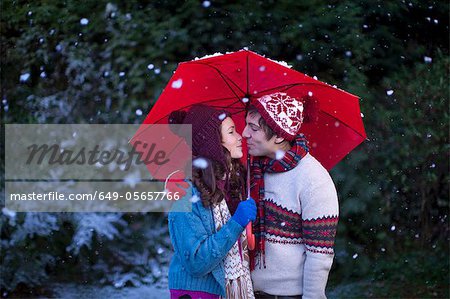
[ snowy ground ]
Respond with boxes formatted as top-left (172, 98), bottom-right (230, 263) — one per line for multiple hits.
top-left (50, 284), bottom-right (350, 299)
top-left (51, 283), bottom-right (169, 299)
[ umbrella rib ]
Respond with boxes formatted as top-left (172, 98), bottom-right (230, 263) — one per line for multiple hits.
top-left (319, 110), bottom-right (367, 140)
top-left (189, 61), bottom-right (246, 99)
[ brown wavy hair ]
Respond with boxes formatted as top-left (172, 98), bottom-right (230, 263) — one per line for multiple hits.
top-left (192, 146), bottom-right (246, 213)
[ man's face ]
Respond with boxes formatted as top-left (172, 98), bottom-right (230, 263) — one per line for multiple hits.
top-left (242, 112), bottom-right (277, 157)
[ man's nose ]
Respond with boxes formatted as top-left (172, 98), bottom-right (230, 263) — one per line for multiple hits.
top-left (242, 126), bottom-right (250, 138)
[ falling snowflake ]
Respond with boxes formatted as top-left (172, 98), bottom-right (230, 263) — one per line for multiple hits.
top-left (352, 253), bottom-right (358, 259)
top-left (241, 97), bottom-right (249, 103)
top-left (147, 64), bottom-right (154, 70)
top-left (218, 113), bottom-right (227, 121)
top-left (193, 157), bottom-right (208, 169)
top-left (386, 90), bottom-right (394, 96)
top-left (424, 56), bottom-right (432, 63)
top-left (135, 109), bottom-right (143, 116)
top-left (390, 225), bottom-right (396, 231)
top-left (275, 150), bottom-right (286, 160)
top-left (308, 91), bottom-right (313, 97)
top-left (20, 73), bottom-right (30, 82)
top-left (259, 66), bottom-right (266, 72)
top-left (171, 79), bottom-right (183, 89)
top-left (190, 195), bottom-right (200, 203)
top-left (80, 18), bottom-right (89, 25)
top-left (202, 1), bottom-right (211, 8)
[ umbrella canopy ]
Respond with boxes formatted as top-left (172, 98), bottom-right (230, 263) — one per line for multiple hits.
top-left (141, 49), bottom-right (366, 170)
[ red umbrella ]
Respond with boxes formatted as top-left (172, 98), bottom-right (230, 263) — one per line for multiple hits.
top-left (141, 49), bottom-right (366, 170)
top-left (136, 50), bottom-right (366, 250)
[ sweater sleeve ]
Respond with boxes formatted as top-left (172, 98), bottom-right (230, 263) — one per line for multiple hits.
top-left (168, 200), bottom-right (244, 277)
top-left (300, 166), bottom-right (339, 299)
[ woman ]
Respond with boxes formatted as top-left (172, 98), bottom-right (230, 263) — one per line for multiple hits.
top-left (167, 104), bottom-right (256, 299)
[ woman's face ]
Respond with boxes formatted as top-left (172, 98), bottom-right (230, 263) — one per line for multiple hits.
top-left (221, 117), bottom-right (243, 159)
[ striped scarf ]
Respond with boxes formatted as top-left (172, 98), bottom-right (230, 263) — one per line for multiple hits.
top-left (249, 134), bottom-right (309, 270)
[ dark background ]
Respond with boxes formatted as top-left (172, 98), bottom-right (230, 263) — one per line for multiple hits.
top-left (1, 0), bottom-right (448, 298)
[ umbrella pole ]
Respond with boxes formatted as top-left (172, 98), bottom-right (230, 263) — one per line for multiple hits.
top-left (246, 152), bottom-right (255, 250)
top-left (247, 154), bottom-right (251, 199)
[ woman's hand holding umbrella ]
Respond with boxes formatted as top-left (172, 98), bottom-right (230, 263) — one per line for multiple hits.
top-left (231, 198), bottom-right (257, 227)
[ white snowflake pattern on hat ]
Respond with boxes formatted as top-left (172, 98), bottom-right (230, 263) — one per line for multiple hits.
top-left (255, 92), bottom-right (304, 140)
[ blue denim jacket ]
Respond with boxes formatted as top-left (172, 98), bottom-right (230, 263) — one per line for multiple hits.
top-left (168, 184), bottom-right (244, 296)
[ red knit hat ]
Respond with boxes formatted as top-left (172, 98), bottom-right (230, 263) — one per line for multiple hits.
top-left (169, 104), bottom-right (230, 168)
top-left (252, 92), bottom-right (304, 141)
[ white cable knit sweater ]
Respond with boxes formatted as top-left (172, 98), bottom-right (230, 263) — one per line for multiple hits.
top-left (251, 153), bottom-right (339, 298)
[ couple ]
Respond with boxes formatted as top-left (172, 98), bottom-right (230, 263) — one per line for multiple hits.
top-left (167, 92), bottom-right (339, 299)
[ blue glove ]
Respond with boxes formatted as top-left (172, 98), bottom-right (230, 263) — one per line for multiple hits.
top-left (231, 198), bottom-right (257, 227)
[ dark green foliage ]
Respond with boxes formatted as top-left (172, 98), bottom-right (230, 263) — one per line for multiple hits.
top-left (1, 0), bottom-right (448, 297)
top-left (0, 211), bottom-right (171, 296)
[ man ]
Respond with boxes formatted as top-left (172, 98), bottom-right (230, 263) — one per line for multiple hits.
top-left (242, 92), bottom-right (339, 299)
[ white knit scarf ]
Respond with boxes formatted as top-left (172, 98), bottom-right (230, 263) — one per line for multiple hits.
top-left (212, 199), bottom-right (255, 299)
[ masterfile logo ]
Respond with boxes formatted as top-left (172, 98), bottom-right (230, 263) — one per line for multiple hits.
top-left (4, 124), bottom-right (192, 212)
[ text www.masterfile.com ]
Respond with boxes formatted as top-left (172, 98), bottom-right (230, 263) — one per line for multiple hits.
top-left (9, 191), bottom-right (181, 201)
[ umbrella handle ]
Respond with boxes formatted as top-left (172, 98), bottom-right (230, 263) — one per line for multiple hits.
top-left (246, 148), bottom-right (256, 250)
top-left (246, 222), bottom-right (255, 250)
